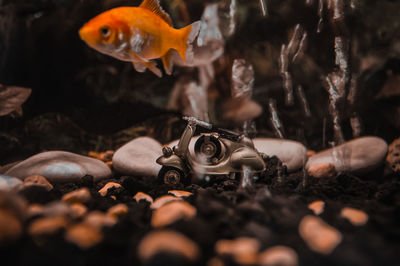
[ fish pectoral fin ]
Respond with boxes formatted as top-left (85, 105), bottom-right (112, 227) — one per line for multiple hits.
top-left (143, 61), bottom-right (162, 78)
top-left (132, 60), bottom-right (162, 78)
top-left (133, 62), bottom-right (147, 73)
top-left (161, 50), bottom-right (174, 75)
top-left (130, 52), bottom-right (163, 78)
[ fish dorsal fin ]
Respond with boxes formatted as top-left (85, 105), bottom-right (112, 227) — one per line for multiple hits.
top-left (139, 0), bottom-right (173, 26)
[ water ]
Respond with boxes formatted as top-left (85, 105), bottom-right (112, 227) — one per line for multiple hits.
top-left (296, 85), bottom-right (311, 117)
top-left (259, 0), bottom-right (268, 16)
top-left (280, 24), bottom-right (307, 106)
top-left (323, 75), bottom-right (345, 144)
top-left (231, 59), bottom-right (254, 100)
top-left (268, 98), bottom-right (285, 139)
top-left (240, 166), bottom-right (253, 189)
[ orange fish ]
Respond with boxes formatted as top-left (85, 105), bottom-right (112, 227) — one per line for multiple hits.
top-left (79, 0), bottom-right (200, 77)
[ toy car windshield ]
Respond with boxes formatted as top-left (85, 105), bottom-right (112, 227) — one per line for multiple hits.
top-left (183, 116), bottom-right (243, 142)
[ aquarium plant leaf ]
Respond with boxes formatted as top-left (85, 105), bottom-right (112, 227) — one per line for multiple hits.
top-left (0, 84), bottom-right (31, 116)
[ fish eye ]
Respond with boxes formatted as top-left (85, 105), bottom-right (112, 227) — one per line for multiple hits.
top-left (100, 26), bottom-right (111, 38)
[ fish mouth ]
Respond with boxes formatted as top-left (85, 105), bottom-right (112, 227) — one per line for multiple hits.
top-left (79, 25), bottom-right (97, 45)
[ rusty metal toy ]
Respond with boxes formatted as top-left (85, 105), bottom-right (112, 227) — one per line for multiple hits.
top-left (156, 116), bottom-right (266, 185)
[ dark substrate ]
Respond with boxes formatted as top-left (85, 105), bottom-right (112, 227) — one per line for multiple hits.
top-left (1, 157), bottom-right (400, 266)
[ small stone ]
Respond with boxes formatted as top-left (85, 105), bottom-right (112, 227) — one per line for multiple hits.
top-left (306, 137), bottom-right (388, 175)
top-left (4, 151), bottom-right (111, 183)
top-left (105, 161), bottom-right (113, 169)
top-left (88, 150), bottom-right (114, 162)
top-left (253, 138), bottom-right (307, 173)
top-left (299, 215), bottom-right (342, 255)
top-left (150, 195), bottom-right (182, 209)
top-left (112, 137), bottom-right (163, 177)
top-left (0, 209), bottom-right (22, 243)
top-left (27, 204), bottom-right (44, 218)
top-left (88, 151), bottom-right (102, 160)
top-left (22, 175), bottom-right (53, 191)
top-left (65, 223), bottom-right (102, 249)
top-left (101, 150), bottom-right (115, 162)
top-left (83, 211), bottom-right (117, 229)
top-left (307, 150), bottom-right (316, 158)
top-left (0, 174), bottom-right (23, 190)
top-left (308, 163), bottom-right (336, 178)
top-left (98, 182), bottom-right (121, 197)
top-left (308, 201), bottom-right (325, 216)
top-left (41, 202), bottom-right (72, 217)
top-left (386, 137), bottom-right (400, 172)
top-left (258, 246), bottom-right (299, 266)
top-left (62, 188), bottom-right (91, 204)
top-left (28, 216), bottom-right (67, 237)
top-left (138, 230), bottom-right (199, 262)
top-left (70, 203), bottom-right (88, 219)
top-left (107, 204), bottom-right (128, 218)
top-left (340, 207), bottom-right (368, 226)
top-left (168, 190), bottom-right (193, 198)
top-left (152, 201), bottom-right (196, 228)
top-left (215, 237), bottom-right (260, 265)
top-left (207, 257), bottom-right (225, 266)
top-left (0, 191), bottom-right (27, 219)
top-left (133, 192), bottom-right (154, 204)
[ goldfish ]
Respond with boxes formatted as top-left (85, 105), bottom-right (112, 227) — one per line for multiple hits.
top-left (79, 0), bottom-right (200, 77)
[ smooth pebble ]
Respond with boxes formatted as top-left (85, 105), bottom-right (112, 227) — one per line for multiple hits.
top-left (386, 137), bottom-right (400, 172)
top-left (107, 203), bottom-right (128, 218)
top-left (215, 237), bottom-right (260, 265)
top-left (4, 151), bottom-right (111, 183)
top-left (340, 207), bottom-right (368, 226)
top-left (65, 223), bottom-right (102, 249)
top-left (28, 216), bottom-right (67, 237)
top-left (0, 174), bottom-right (23, 190)
top-left (306, 136), bottom-right (388, 175)
top-left (299, 215), bottom-right (342, 255)
top-left (308, 201), bottom-right (325, 216)
top-left (0, 209), bottom-right (22, 243)
top-left (133, 192), bottom-right (153, 204)
top-left (152, 201), bottom-right (196, 228)
top-left (62, 188), bottom-right (91, 204)
top-left (258, 246), bottom-right (299, 266)
top-left (138, 230), bottom-right (199, 262)
top-left (168, 190), bottom-right (193, 197)
top-left (112, 137), bottom-right (163, 177)
top-left (98, 182), bottom-right (121, 197)
top-left (307, 163), bottom-right (336, 178)
top-left (253, 138), bottom-right (307, 172)
top-left (150, 195), bottom-right (182, 209)
top-left (22, 175), bottom-right (53, 191)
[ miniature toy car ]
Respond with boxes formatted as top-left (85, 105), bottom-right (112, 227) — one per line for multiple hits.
top-left (156, 116), bottom-right (266, 185)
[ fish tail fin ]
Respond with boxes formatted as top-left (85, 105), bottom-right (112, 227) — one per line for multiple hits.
top-left (177, 21), bottom-right (201, 63)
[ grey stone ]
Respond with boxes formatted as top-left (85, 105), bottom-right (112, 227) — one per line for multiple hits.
top-left (112, 137), bottom-right (163, 177)
top-left (4, 151), bottom-right (111, 183)
top-left (0, 175), bottom-right (23, 190)
top-left (253, 138), bottom-right (307, 172)
top-left (306, 136), bottom-right (388, 174)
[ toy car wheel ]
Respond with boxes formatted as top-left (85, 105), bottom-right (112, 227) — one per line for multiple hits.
top-left (195, 135), bottom-right (222, 163)
top-left (158, 166), bottom-right (187, 185)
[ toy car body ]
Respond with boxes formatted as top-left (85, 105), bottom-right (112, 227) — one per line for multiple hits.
top-left (156, 117), bottom-right (266, 185)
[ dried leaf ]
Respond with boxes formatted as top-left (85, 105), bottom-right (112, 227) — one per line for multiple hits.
top-left (0, 85), bottom-right (31, 116)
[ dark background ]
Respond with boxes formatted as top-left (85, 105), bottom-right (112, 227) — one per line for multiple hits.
top-left (1, 0), bottom-right (400, 164)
